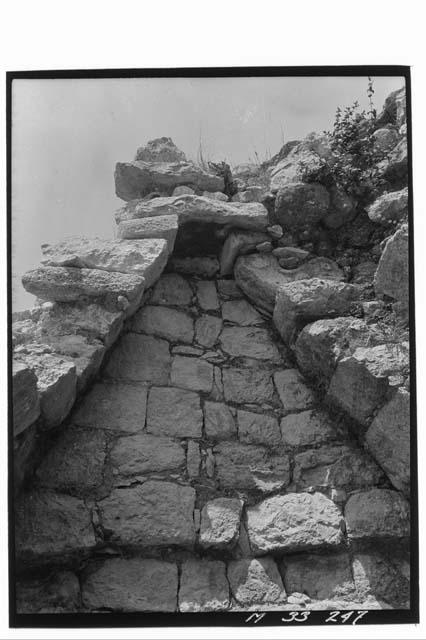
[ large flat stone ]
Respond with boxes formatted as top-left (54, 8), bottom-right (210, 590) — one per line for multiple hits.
top-left (15, 490), bottom-right (96, 566)
top-left (130, 305), bottom-right (194, 343)
top-left (179, 559), bottom-right (229, 612)
top-left (99, 481), bottom-right (196, 547)
top-left (41, 236), bottom-right (169, 287)
top-left (114, 162), bottom-right (224, 201)
top-left (35, 426), bottom-right (109, 497)
top-left (280, 410), bottom-right (335, 447)
top-left (12, 361), bottom-right (40, 436)
top-left (366, 387), bottom-right (410, 495)
top-left (214, 442), bottom-right (290, 493)
top-left (221, 299), bottom-right (263, 326)
top-left (170, 355), bottom-right (214, 392)
top-left (228, 558), bottom-right (287, 609)
top-left (273, 278), bottom-right (361, 344)
top-left (235, 254), bottom-right (344, 312)
top-left (110, 433), bottom-right (185, 476)
top-left (117, 214), bottom-right (178, 252)
top-left (16, 571), bottom-right (81, 614)
top-left (195, 315), bottom-right (222, 348)
top-left (222, 367), bottom-right (275, 404)
top-left (282, 553), bottom-right (356, 603)
top-left (204, 401), bottom-right (237, 440)
top-left (116, 194), bottom-right (268, 230)
top-left (246, 492), bottom-right (344, 554)
top-left (72, 381), bottom-right (148, 433)
top-left (237, 410), bottom-right (281, 445)
top-left (199, 497), bottom-right (243, 550)
top-left (104, 334), bottom-right (171, 384)
top-left (273, 369), bottom-right (314, 411)
top-left (82, 558), bottom-right (178, 612)
top-left (22, 266), bottom-right (145, 312)
top-left (345, 488), bottom-right (410, 540)
top-left (150, 273), bottom-right (193, 306)
top-left (219, 326), bottom-right (282, 362)
top-left (147, 386), bottom-right (202, 437)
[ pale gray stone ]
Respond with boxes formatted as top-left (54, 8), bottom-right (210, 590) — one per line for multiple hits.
top-left (280, 410), bottom-right (335, 447)
top-left (147, 386), bottom-right (202, 437)
top-left (82, 558), bottom-right (178, 612)
top-left (222, 367), bottom-right (275, 404)
top-left (110, 433), bottom-right (185, 476)
top-left (170, 355), bottom-right (214, 393)
top-left (130, 305), bottom-right (194, 343)
top-left (187, 440), bottom-right (200, 477)
top-left (179, 559), bottom-right (229, 612)
top-left (273, 369), bottom-right (314, 411)
top-left (228, 558), bottom-right (287, 608)
top-left (367, 188), bottom-right (408, 225)
top-left (237, 410), bottom-right (281, 445)
top-left (135, 137), bottom-right (186, 163)
top-left (352, 551), bottom-right (410, 609)
top-left (12, 361), bottom-right (40, 436)
top-left (221, 299), bottom-right (263, 326)
top-left (374, 224), bottom-right (409, 306)
top-left (345, 488), bottom-right (410, 540)
top-left (172, 345), bottom-right (204, 356)
top-left (117, 214), bottom-right (178, 251)
top-left (195, 315), bottom-right (222, 348)
top-left (196, 280), bottom-right (219, 310)
top-left (150, 273), bottom-right (193, 306)
top-left (199, 497), bottom-right (243, 550)
top-left (219, 326), bottom-right (282, 362)
top-left (72, 382), bottom-right (148, 433)
top-left (104, 334), bottom-right (171, 385)
top-left (204, 401), bottom-right (237, 440)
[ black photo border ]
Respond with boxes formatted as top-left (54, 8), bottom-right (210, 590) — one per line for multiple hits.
top-left (6, 64), bottom-right (419, 629)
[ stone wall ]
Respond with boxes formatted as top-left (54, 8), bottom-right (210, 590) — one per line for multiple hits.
top-left (12, 90), bottom-right (412, 614)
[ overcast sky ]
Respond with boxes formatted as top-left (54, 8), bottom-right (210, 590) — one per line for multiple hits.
top-left (11, 75), bottom-right (404, 310)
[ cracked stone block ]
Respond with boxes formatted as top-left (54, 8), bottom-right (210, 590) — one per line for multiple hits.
top-left (281, 553), bottom-right (356, 603)
top-left (237, 409), bottom-right (281, 446)
top-left (12, 361), bottom-right (40, 436)
top-left (16, 571), bottom-right (81, 613)
top-left (246, 492), bottom-right (344, 554)
top-left (104, 334), bottom-right (171, 385)
top-left (228, 557), bottom-right (287, 609)
top-left (111, 433), bottom-right (185, 476)
top-left (219, 326), bottom-right (282, 362)
top-left (147, 386), bottom-right (202, 437)
top-left (72, 382), bottom-right (148, 434)
top-left (82, 558), bottom-right (178, 612)
top-left (345, 488), bottom-right (410, 540)
top-left (186, 440), bottom-right (200, 477)
top-left (204, 401), bottom-right (237, 440)
top-left (222, 367), bottom-right (275, 405)
top-left (170, 355), bottom-right (214, 393)
top-left (99, 481), bottom-right (195, 548)
top-left (15, 490), bottom-right (96, 567)
top-left (150, 273), bottom-right (193, 306)
top-left (35, 426), bottom-right (109, 497)
top-left (221, 299), bottom-right (263, 326)
top-left (214, 441), bottom-right (290, 493)
top-left (195, 315), bottom-right (222, 348)
top-left (280, 410), bottom-right (335, 447)
top-left (352, 551), bottom-right (410, 608)
top-left (199, 497), bottom-right (243, 550)
top-left (196, 280), bottom-right (220, 310)
top-left (130, 305), bottom-right (194, 344)
top-left (179, 559), bottom-right (229, 612)
top-left (273, 369), bottom-right (314, 411)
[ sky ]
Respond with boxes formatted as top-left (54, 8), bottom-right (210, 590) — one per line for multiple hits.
top-left (11, 75), bottom-right (404, 311)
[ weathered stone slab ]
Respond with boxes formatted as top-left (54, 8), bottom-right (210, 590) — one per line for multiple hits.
top-left (235, 254), bottom-right (344, 312)
top-left (352, 551), bottom-right (410, 608)
top-left (111, 433), bottom-right (185, 476)
top-left (104, 334), bottom-right (171, 384)
top-left (36, 426), bottom-right (108, 497)
top-left (237, 410), bottom-right (281, 445)
top-left (15, 490), bottom-right (96, 566)
top-left (275, 182), bottom-right (330, 232)
top-left (22, 266), bottom-right (145, 312)
top-left (345, 488), bottom-right (410, 540)
top-left (150, 273), bottom-right (193, 306)
top-left (199, 497), bottom-right (243, 550)
top-left (326, 342), bottom-right (409, 425)
top-left (280, 410), bottom-right (335, 447)
top-left (115, 162), bottom-right (224, 201)
top-left (228, 558), bottom-right (287, 609)
top-left (168, 256), bottom-right (219, 278)
top-left (214, 442), bottom-right (290, 493)
top-left (82, 558), bottom-right (178, 612)
top-left (204, 401), bottom-right (236, 440)
top-left (195, 315), bottom-right (222, 348)
top-left (130, 305), bottom-right (194, 344)
top-left (16, 571), bottom-right (81, 613)
top-left (179, 559), bottom-right (229, 612)
top-left (273, 278), bottom-right (360, 344)
top-left (246, 492), bottom-right (344, 554)
top-left (117, 214), bottom-right (178, 252)
top-left (367, 187), bottom-right (408, 225)
top-left (366, 387), bottom-right (410, 495)
top-left (222, 367), bottom-right (275, 404)
top-left (147, 386), bottom-right (202, 437)
top-left (219, 326), bottom-right (282, 362)
top-left (99, 481), bottom-right (196, 547)
top-left (72, 382), bottom-right (148, 433)
top-left (221, 299), bottom-right (263, 326)
top-left (196, 280), bottom-right (219, 310)
top-left (374, 224), bottom-right (409, 306)
top-left (170, 355), bottom-right (214, 393)
top-left (116, 194), bottom-right (268, 230)
top-left (273, 369), bottom-right (314, 411)
top-left (282, 553), bottom-right (356, 603)
top-left (12, 361), bottom-right (40, 436)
